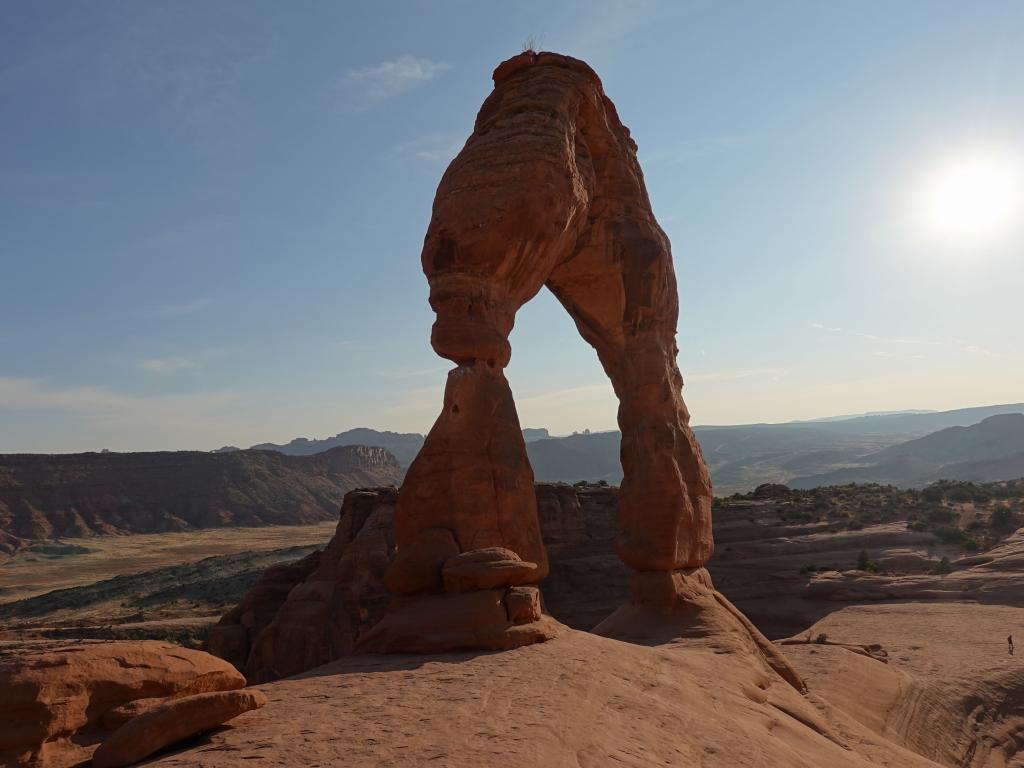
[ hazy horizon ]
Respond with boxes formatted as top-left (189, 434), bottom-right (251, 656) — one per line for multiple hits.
top-left (3, 2), bottom-right (1023, 453)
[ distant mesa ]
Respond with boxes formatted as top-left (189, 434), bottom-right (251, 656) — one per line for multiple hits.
top-left (0, 445), bottom-right (401, 550)
top-left (521, 427), bottom-right (550, 442)
top-left (248, 427), bottom-right (426, 467)
top-left (231, 426), bottom-right (551, 466)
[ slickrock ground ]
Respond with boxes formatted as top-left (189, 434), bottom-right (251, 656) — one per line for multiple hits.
top-left (148, 628), bottom-right (939, 768)
top-left (128, 604), bottom-right (1024, 768)
top-left (784, 602), bottom-right (1024, 768)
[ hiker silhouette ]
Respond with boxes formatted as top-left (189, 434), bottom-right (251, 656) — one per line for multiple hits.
top-left (1009, 635), bottom-right (1015, 655)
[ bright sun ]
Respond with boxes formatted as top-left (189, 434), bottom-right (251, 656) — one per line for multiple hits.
top-left (918, 148), bottom-right (1024, 247)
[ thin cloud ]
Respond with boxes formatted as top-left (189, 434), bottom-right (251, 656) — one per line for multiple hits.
top-left (372, 365), bottom-right (450, 380)
top-left (811, 322), bottom-right (1011, 359)
top-left (518, 384), bottom-right (613, 405)
top-left (386, 384), bottom-right (444, 414)
top-left (642, 135), bottom-right (760, 166)
top-left (687, 368), bottom-right (789, 383)
top-left (0, 377), bottom-right (240, 423)
top-left (510, 370), bottom-right (789, 407)
top-left (394, 133), bottom-right (464, 162)
top-left (138, 358), bottom-right (198, 373)
top-left (146, 298), bottom-right (210, 318)
top-left (854, 332), bottom-right (932, 345)
top-left (340, 56), bottom-right (451, 109)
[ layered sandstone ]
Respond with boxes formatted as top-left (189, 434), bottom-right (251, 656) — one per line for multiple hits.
top-left (364, 50), bottom-right (713, 653)
top-left (92, 689), bottom-right (267, 768)
top-left (0, 641), bottom-right (245, 768)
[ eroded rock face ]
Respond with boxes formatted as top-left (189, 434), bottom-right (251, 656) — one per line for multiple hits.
top-left (370, 50), bottom-right (713, 652)
top-left (0, 641), bottom-right (244, 768)
top-left (208, 488), bottom-right (398, 683)
top-left (209, 483), bottom-right (617, 680)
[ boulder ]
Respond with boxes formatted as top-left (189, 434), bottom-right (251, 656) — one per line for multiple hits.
top-left (0, 641), bottom-right (244, 768)
top-left (92, 689), bottom-right (266, 768)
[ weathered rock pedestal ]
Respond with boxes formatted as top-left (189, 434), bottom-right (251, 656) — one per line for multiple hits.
top-left (358, 363), bottom-right (556, 652)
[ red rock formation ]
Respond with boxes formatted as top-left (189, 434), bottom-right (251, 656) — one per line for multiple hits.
top-left (211, 481), bottom-right (813, 689)
top-left (366, 50), bottom-right (712, 652)
top-left (91, 690), bottom-right (266, 768)
top-left (0, 641), bottom-right (245, 768)
top-left (208, 488), bottom-right (398, 682)
top-left (208, 483), bottom-right (612, 680)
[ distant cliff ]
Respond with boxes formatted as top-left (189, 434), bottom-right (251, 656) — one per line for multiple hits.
top-left (246, 428), bottom-right (425, 466)
top-left (0, 446), bottom-right (401, 548)
top-left (791, 413), bottom-right (1024, 488)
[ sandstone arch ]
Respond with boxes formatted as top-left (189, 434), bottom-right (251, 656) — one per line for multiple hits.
top-left (360, 53), bottom-right (793, 687)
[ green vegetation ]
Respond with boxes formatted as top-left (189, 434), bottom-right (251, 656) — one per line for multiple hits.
top-left (856, 549), bottom-right (879, 573)
top-left (815, 633), bottom-right (828, 644)
top-left (991, 504), bottom-right (1021, 532)
top-left (721, 479), bottom-right (1024, 555)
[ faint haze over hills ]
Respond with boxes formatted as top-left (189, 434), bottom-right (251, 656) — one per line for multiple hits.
top-left (211, 402), bottom-right (1024, 495)
top-left (790, 412), bottom-right (1024, 488)
top-left (2, 2), bottom-right (1023, 453)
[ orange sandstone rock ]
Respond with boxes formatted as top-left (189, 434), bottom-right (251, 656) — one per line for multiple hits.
top-left (375, 50), bottom-right (712, 650)
top-left (91, 689), bottom-right (266, 768)
top-left (208, 487), bottom-right (400, 682)
top-left (0, 641), bottom-right (244, 768)
top-left (442, 547), bottom-right (539, 593)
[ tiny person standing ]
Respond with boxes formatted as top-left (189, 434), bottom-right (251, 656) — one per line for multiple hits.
top-left (1009, 635), bottom-right (1015, 655)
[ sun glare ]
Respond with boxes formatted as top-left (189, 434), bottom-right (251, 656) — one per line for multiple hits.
top-left (918, 148), bottom-right (1024, 248)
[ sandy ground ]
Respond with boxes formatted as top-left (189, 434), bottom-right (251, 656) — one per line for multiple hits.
top-left (0, 522), bottom-right (335, 604)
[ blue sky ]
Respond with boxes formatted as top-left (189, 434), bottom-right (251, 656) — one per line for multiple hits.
top-left (2, 1), bottom-right (1023, 452)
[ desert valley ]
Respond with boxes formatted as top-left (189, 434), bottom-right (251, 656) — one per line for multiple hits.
top-left (4, 5), bottom-right (1024, 768)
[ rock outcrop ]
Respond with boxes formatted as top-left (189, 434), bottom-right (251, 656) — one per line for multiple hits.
top-left (208, 488), bottom-right (397, 682)
top-left (363, 49), bottom-right (713, 654)
top-left (213, 478), bottom-right (1024, 683)
top-left (0, 641), bottom-right (245, 768)
top-left (92, 689), bottom-right (267, 768)
top-left (209, 484), bottom-right (609, 680)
